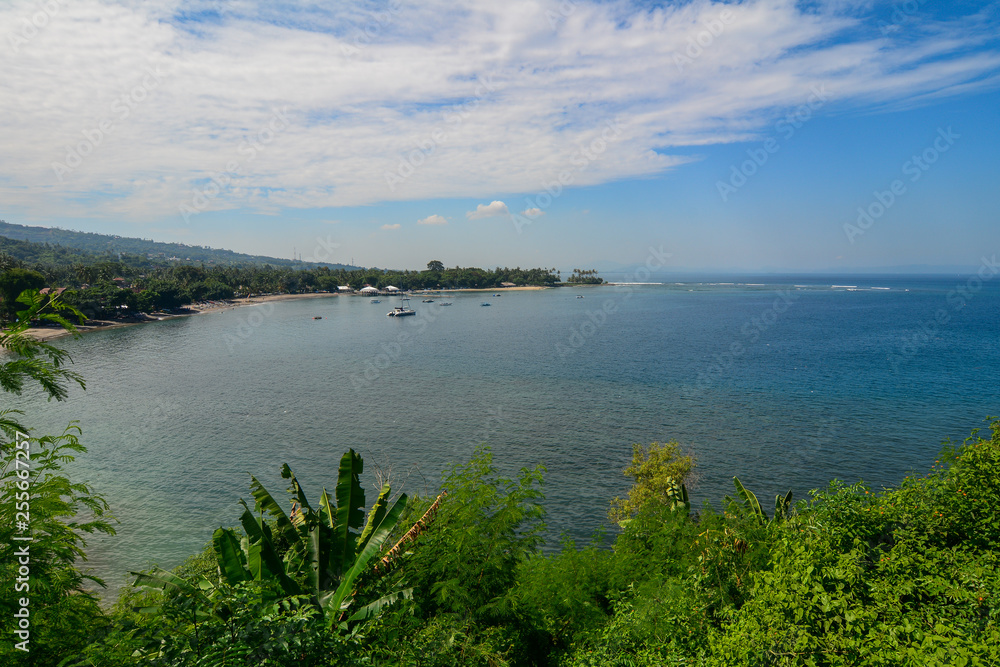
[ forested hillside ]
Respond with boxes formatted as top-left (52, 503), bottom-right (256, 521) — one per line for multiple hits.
top-left (0, 227), bottom-right (561, 319)
top-left (0, 220), bottom-right (352, 269)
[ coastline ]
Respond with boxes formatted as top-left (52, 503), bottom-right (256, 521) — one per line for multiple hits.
top-left (22, 291), bottom-right (339, 343)
top-left (21, 286), bottom-right (556, 342)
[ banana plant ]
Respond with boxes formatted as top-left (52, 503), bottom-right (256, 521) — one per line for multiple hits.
top-left (133, 449), bottom-right (411, 630)
top-left (725, 477), bottom-right (792, 525)
top-left (665, 477), bottom-right (690, 513)
top-left (774, 489), bottom-right (793, 522)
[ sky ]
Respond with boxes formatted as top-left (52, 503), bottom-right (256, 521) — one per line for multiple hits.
top-left (1, 0), bottom-right (998, 273)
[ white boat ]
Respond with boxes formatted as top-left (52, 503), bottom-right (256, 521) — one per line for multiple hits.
top-left (387, 296), bottom-right (416, 317)
top-left (440, 302), bottom-right (452, 306)
top-left (370, 299), bottom-right (381, 303)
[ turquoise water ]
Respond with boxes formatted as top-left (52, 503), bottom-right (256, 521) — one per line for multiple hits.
top-left (9, 276), bottom-right (1000, 595)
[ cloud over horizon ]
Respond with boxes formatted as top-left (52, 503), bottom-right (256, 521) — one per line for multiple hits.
top-left (417, 214), bottom-right (448, 225)
top-left (466, 201), bottom-right (510, 220)
top-left (1, 0), bottom-right (999, 225)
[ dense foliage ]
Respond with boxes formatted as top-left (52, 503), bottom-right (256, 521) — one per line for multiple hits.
top-left (4, 421), bottom-right (997, 666)
top-left (3, 289), bottom-right (999, 665)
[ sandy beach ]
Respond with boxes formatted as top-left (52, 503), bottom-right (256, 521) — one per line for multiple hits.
top-left (20, 291), bottom-right (340, 343)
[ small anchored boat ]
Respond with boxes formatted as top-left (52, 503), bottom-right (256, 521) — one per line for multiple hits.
top-left (387, 296), bottom-right (416, 317)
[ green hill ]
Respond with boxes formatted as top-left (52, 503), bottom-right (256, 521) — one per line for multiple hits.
top-left (0, 220), bottom-right (357, 270)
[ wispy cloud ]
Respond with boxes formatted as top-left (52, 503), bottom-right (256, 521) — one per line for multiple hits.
top-left (381, 223), bottom-right (401, 230)
top-left (467, 201), bottom-right (509, 220)
top-left (521, 208), bottom-right (544, 217)
top-left (1, 0), bottom-right (998, 223)
top-left (417, 214), bottom-right (447, 225)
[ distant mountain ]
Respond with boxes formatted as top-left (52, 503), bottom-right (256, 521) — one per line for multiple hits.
top-left (0, 220), bottom-right (359, 270)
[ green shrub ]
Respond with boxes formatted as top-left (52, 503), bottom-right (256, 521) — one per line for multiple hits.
top-left (515, 537), bottom-right (613, 651)
top-left (367, 447), bottom-right (546, 665)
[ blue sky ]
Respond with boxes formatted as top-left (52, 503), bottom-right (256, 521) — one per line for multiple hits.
top-left (1, 0), bottom-right (998, 272)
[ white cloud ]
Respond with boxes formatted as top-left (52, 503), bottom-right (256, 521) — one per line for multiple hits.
top-left (0, 0), bottom-right (997, 222)
top-left (417, 214), bottom-right (447, 225)
top-left (521, 208), bottom-right (544, 217)
top-left (467, 201), bottom-right (509, 220)
top-left (381, 223), bottom-right (401, 230)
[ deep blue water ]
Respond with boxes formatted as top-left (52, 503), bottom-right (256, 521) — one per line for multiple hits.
top-left (9, 275), bottom-right (1000, 596)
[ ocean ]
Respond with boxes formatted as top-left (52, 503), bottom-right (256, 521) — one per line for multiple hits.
top-left (10, 274), bottom-right (1000, 596)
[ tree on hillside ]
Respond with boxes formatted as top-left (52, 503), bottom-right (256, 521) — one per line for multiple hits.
top-left (427, 260), bottom-right (444, 272)
top-left (0, 268), bottom-right (45, 320)
top-left (0, 290), bottom-right (85, 410)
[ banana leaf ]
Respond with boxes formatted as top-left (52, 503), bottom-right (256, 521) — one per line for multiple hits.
top-left (325, 493), bottom-right (407, 623)
top-left (774, 490), bottom-right (793, 522)
top-left (281, 462), bottom-right (314, 515)
top-left (357, 484), bottom-right (391, 554)
top-left (249, 473), bottom-right (299, 545)
top-left (213, 527), bottom-right (250, 585)
top-left (239, 505), bottom-right (302, 596)
top-left (331, 449), bottom-right (366, 577)
top-left (733, 476), bottom-right (766, 522)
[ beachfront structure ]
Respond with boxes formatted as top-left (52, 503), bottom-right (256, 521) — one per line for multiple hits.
top-left (359, 286), bottom-right (379, 295)
top-left (337, 286), bottom-right (353, 293)
top-left (385, 285), bottom-right (400, 292)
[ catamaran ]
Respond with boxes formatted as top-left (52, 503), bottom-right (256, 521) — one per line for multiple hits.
top-left (387, 295), bottom-right (416, 317)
